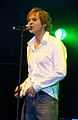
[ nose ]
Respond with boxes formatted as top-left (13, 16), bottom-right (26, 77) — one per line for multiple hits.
top-left (28, 19), bottom-right (33, 25)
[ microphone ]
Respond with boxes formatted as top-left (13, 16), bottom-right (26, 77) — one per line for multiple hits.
top-left (12, 24), bottom-right (30, 30)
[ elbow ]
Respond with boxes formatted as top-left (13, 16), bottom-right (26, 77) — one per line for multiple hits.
top-left (56, 69), bottom-right (67, 81)
top-left (61, 69), bottom-right (67, 81)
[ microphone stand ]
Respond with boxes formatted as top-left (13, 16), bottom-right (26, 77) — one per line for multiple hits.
top-left (16, 30), bottom-right (24, 120)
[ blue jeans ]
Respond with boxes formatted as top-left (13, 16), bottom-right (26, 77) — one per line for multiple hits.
top-left (21, 93), bottom-right (58, 120)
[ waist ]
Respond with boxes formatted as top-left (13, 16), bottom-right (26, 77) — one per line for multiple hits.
top-left (38, 91), bottom-right (57, 102)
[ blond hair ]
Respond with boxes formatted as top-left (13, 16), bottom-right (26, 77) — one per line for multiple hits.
top-left (27, 7), bottom-right (53, 33)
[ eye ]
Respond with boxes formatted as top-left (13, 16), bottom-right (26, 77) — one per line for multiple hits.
top-left (32, 18), bottom-right (37, 21)
top-left (27, 19), bottom-right (31, 22)
top-left (27, 18), bottom-right (37, 22)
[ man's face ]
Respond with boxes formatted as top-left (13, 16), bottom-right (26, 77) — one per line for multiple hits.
top-left (27, 12), bottom-right (45, 35)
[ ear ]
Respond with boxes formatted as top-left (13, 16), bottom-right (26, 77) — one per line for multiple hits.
top-left (43, 24), bottom-right (47, 29)
top-left (44, 24), bottom-right (47, 27)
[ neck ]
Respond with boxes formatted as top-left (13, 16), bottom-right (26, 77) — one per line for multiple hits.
top-left (35, 30), bottom-right (45, 44)
top-left (34, 30), bottom-right (45, 49)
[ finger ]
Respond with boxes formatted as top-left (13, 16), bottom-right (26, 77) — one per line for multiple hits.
top-left (26, 88), bottom-right (30, 94)
top-left (14, 87), bottom-right (18, 93)
top-left (14, 86), bottom-right (22, 93)
top-left (14, 92), bottom-right (18, 98)
top-left (28, 93), bottom-right (33, 97)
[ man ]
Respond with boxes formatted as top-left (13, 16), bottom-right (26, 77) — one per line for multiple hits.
top-left (14, 7), bottom-right (67, 120)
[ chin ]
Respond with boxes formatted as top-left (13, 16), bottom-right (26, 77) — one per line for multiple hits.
top-left (29, 30), bottom-right (35, 34)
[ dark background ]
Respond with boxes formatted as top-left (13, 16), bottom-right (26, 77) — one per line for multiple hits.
top-left (0, 0), bottom-right (78, 120)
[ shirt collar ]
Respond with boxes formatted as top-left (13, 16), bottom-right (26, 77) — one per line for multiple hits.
top-left (27, 31), bottom-right (49, 47)
top-left (41, 31), bottom-right (49, 45)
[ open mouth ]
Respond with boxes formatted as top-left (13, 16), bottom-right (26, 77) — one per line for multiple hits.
top-left (29, 26), bottom-right (34, 30)
top-left (30, 26), bottom-right (34, 30)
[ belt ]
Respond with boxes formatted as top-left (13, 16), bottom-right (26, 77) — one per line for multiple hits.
top-left (38, 91), bottom-right (47, 95)
top-left (38, 91), bottom-right (57, 102)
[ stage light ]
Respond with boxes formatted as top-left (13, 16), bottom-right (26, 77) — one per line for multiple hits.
top-left (54, 28), bottom-right (67, 40)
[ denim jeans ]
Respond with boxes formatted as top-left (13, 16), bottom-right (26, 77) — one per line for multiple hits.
top-left (21, 93), bottom-right (58, 120)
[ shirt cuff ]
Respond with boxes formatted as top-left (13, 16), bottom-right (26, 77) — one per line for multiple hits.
top-left (33, 84), bottom-right (42, 92)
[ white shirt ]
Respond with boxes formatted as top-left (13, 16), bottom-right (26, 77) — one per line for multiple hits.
top-left (20, 31), bottom-right (67, 100)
